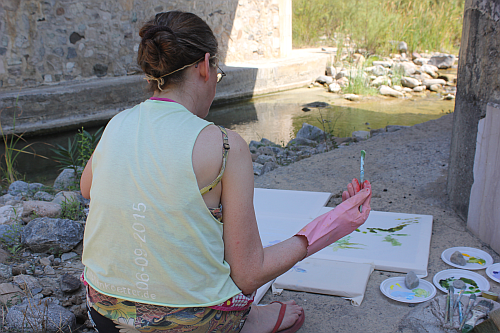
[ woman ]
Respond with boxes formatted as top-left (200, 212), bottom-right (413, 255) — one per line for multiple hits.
top-left (81, 11), bottom-right (371, 333)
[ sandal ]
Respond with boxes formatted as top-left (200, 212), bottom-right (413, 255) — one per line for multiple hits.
top-left (270, 301), bottom-right (305, 333)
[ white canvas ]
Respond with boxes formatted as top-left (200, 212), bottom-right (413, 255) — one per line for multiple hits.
top-left (254, 189), bottom-right (433, 277)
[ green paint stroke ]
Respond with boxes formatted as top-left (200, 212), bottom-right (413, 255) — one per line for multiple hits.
top-left (383, 235), bottom-right (402, 246)
top-left (364, 218), bottom-right (420, 234)
top-left (329, 236), bottom-right (366, 251)
top-left (439, 277), bottom-right (480, 294)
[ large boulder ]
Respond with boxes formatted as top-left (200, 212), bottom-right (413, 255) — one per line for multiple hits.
top-left (315, 75), bottom-right (334, 85)
top-left (6, 297), bottom-right (76, 333)
top-left (427, 54), bottom-right (455, 69)
top-left (420, 64), bottom-right (439, 78)
top-left (22, 201), bottom-right (61, 219)
top-left (423, 79), bottom-right (447, 88)
top-left (370, 76), bottom-right (391, 87)
top-left (8, 181), bottom-right (44, 197)
top-left (392, 62), bottom-right (416, 76)
top-left (401, 77), bottom-right (421, 88)
top-left (53, 169), bottom-right (80, 190)
top-left (379, 85), bottom-right (404, 98)
top-left (21, 218), bottom-right (84, 254)
top-left (296, 123), bottom-right (325, 142)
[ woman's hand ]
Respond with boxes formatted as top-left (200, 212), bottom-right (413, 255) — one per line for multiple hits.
top-left (342, 178), bottom-right (370, 201)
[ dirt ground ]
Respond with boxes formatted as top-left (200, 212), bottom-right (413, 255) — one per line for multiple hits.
top-left (254, 113), bottom-right (500, 333)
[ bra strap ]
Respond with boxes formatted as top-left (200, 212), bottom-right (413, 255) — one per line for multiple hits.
top-left (200, 125), bottom-right (230, 195)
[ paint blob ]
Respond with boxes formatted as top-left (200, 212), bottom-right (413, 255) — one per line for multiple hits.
top-left (391, 291), bottom-right (415, 300)
top-left (493, 271), bottom-right (500, 279)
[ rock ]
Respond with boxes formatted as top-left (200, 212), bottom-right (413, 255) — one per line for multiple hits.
top-left (11, 266), bottom-right (26, 276)
top-left (335, 70), bottom-right (349, 80)
top-left (249, 140), bottom-right (264, 151)
top-left (8, 181), bottom-right (29, 196)
top-left (420, 64), bottom-right (439, 78)
top-left (39, 257), bottom-right (51, 266)
top-left (0, 205), bottom-right (20, 224)
top-left (402, 87), bottom-right (413, 93)
top-left (371, 65), bottom-right (387, 77)
top-left (393, 85), bottom-right (403, 91)
top-left (344, 94), bottom-right (360, 101)
top-left (0, 263), bottom-right (12, 279)
top-left (352, 131), bottom-right (370, 141)
top-left (413, 86), bottom-right (426, 92)
top-left (315, 75), bottom-right (334, 85)
top-left (401, 77), bottom-right (421, 88)
top-left (261, 161), bottom-right (278, 175)
top-left (255, 154), bottom-right (276, 164)
top-left (398, 41), bottom-right (408, 53)
top-left (352, 53), bottom-right (365, 67)
top-left (370, 76), bottom-right (391, 87)
top-left (372, 60), bottom-right (392, 68)
top-left (13, 274), bottom-right (41, 291)
top-left (429, 84), bottom-right (442, 92)
top-left (52, 191), bottom-right (84, 206)
top-left (21, 217), bottom-right (84, 254)
top-left (22, 201), bottom-right (61, 219)
top-left (287, 137), bottom-right (318, 147)
top-left (61, 252), bottom-right (78, 262)
top-left (296, 123), bottom-right (325, 141)
top-left (337, 77), bottom-right (349, 87)
top-left (405, 271), bottom-right (420, 289)
top-left (442, 94), bottom-right (455, 100)
top-left (328, 82), bottom-right (341, 93)
top-left (450, 250), bottom-right (466, 266)
top-left (257, 146), bottom-right (277, 156)
top-left (0, 224), bottom-right (21, 246)
top-left (326, 66), bottom-right (336, 77)
top-left (423, 79), bottom-right (446, 88)
top-left (0, 247), bottom-right (10, 263)
top-left (413, 57), bottom-right (429, 66)
top-left (34, 191), bottom-right (55, 201)
top-left (386, 125), bottom-right (410, 132)
top-left (53, 169), bottom-right (80, 190)
top-left (60, 274), bottom-right (81, 293)
top-left (392, 62), bottom-right (416, 76)
top-left (0, 283), bottom-right (23, 307)
top-left (6, 297), bottom-right (76, 333)
top-left (379, 85), bottom-right (404, 98)
top-left (428, 54), bottom-right (455, 69)
top-left (252, 162), bottom-right (263, 176)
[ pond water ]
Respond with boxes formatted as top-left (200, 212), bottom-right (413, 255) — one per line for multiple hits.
top-left (2, 86), bottom-right (454, 185)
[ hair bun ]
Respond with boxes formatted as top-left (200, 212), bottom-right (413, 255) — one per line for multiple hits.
top-left (141, 26), bottom-right (175, 45)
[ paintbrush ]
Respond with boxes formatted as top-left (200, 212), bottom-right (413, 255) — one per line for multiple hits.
top-left (462, 300), bottom-right (494, 333)
top-left (360, 150), bottom-right (365, 212)
top-left (445, 285), bottom-right (451, 323)
top-left (468, 308), bottom-right (500, 332)
top-left (460, 294), bottom-right (477, 330)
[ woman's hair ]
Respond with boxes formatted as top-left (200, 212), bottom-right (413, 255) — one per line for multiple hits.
top-left (137, 11), bottom-right (218, 92)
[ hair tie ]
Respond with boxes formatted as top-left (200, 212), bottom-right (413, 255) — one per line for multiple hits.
top-left (141, 26), bottom-right (175, 46)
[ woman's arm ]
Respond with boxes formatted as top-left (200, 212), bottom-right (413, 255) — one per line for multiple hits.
top-left (220, 130), bottom-right (308, 295)
top-left (80, 155), bottom-right (93, 200)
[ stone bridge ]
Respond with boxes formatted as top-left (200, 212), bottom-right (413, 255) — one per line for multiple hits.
top-left (0, 0), bottom-right (327, 134)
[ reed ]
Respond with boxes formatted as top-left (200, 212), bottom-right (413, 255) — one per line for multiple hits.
top-left (293, 0), bottom-right (464, 54)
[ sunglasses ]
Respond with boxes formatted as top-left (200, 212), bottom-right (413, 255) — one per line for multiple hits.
top-left (216, 64), bottom-right (226, 83)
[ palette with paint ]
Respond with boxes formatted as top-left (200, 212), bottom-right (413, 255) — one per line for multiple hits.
top-left (486, 263), bottom-right (500, 283)
top-left (441, 247), bottom-right (493, 270)
top-left (380, 277), bottom-right (436, 303)
top-left (433, 269), bottom-right (490, 295)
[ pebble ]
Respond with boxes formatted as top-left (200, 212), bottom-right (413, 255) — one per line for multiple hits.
top-left (450, 250), bottom-right (466, 266)
top-left (405, 271), bottom-right (419, 289)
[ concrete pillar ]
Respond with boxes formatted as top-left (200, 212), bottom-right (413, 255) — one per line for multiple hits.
top-left (467, 103), bottom-right (500, 253)
top-left (447, 0), bottom-right (500, 221)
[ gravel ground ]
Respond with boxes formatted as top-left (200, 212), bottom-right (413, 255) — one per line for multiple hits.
top-left (254, 113), bottom-right (500, 333)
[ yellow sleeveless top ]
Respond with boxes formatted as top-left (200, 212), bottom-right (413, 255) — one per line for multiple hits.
top-left (82, 100), bottom-right (241, 307)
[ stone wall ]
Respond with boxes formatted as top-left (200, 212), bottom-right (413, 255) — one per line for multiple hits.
top-left (0, 0), bottom-right (290, 90)
top-left (447, 0), bottom-right (500, 220)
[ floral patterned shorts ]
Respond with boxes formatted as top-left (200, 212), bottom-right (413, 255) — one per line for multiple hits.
top-left (86, 286), bottom-right (253, 333)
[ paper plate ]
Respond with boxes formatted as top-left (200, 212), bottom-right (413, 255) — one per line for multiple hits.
top-left (433, 269), bottom-right (490, 295)
top-left (441, 247), bottom-right (493, 270)
top-left (486, 263), bottom-right (500, 283)
top-left (380, 277), bottom-right (436, 303)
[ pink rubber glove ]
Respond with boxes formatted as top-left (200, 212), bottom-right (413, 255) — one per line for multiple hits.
top-left (297, 181), bottom-right (372, 258)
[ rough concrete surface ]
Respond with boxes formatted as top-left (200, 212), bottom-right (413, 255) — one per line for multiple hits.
top-left (254, 113), bottom-right (500, 332)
